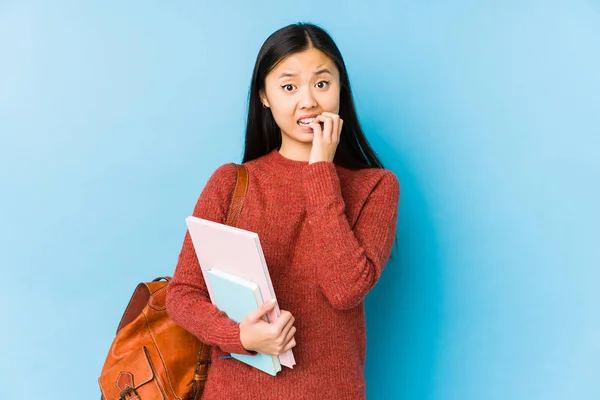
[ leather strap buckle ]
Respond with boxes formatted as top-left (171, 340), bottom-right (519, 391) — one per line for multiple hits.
top-left (119, 386), bottom-right (139, 399)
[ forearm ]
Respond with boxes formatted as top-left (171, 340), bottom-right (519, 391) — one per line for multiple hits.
top-left (166, 279), bottom-right (250, 354)
top-left (303, 162), bottom-right (399, 310)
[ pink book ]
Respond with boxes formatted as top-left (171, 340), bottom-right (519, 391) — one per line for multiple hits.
top-left (185, 215), bottom-right (296, 369)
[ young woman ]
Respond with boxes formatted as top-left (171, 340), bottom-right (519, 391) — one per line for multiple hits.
top-left (166, 22), bottom-right (400, 399)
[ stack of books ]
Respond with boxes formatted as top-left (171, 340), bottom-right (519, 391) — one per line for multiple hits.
top-left (186, 216), bottom-right (296, 376)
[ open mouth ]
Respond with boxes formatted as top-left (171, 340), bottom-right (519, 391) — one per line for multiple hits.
top-left (297, 117), bottom-right (317, 127)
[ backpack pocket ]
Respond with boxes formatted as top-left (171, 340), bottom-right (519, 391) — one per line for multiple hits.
top-left (98, 346), bottom-right (165, 399)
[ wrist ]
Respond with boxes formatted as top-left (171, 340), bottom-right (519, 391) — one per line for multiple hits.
top-left (239, 324), bottom-right (253, 352)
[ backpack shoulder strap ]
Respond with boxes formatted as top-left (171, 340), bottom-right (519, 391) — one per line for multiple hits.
top-left (192, 163), bottom-right (249, 384)
top-left (115, 164), bottom-right (248, 335)
top-left (225, 163), bottom-right (249, 227)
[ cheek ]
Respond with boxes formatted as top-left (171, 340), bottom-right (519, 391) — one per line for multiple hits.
top-left (270, 96), bottom-right (295, 118)
top-left (320, 90), bottom-right (341, 113)
top-left (269, 99), bottom-right (297, 128)
top-left (323, 99), bottom-right (340, 114)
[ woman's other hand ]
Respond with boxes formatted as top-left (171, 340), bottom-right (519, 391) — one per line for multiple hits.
top-left (239, 299), bottom-right (297, 356)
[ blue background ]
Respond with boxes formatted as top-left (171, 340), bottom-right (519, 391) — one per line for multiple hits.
top-left (1, 1), bottom-right (599, 399)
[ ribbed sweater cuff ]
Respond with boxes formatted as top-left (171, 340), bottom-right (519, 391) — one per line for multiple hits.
top-left (217, 323), bottom-right (257, 356)
top-left (303, 161), bottom-right (342, 206)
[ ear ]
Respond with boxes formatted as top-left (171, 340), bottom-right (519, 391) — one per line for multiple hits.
top-left (259, 90), bottom-right (270, 108)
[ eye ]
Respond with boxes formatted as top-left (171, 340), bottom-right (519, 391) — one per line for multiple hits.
top-left (316, 80), bottom-right (330, 89)
top-left (281, 84), bottom-right (296, 92)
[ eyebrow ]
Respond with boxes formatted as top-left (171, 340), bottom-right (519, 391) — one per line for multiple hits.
top-left (315, 68), bottom-right (332, 76)
top-left (277, 68), bottom-right (332, 79)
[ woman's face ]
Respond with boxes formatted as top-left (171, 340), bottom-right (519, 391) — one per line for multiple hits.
top-left (261, 47), bottom-right (341, 145)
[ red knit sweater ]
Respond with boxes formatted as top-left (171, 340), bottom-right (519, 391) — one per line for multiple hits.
top-left (166, 148), bottom-right (400, 399)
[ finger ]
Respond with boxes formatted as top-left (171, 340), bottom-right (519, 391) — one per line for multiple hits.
top-left (273, 310), bottom-right (293, 332)
top-left (321, 111), bottom-right (339, 119)
top-left (315, 115), bottom-right (333, 142)
top-left (282, 336), bottom-right (297, 353)
top-left (308, 121), bottom-right (323, 141)
top-left (321, 112), bottom-right (339, 140)
top-left (247, 298), bottom-right (276, 323)
top-left (279, 315), bottom-right (295, 338)
top-left (338, 118), bottom-right (344, 140)
top-left (275, 319), bottom-right (294, 350)
top-left (282, 325), bottom-right (296, 345)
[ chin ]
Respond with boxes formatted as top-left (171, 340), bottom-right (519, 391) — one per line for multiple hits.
top-left (281, 128), bottom-right (314, 143)
top-left (294, 132), bottom-right (315, 142)
top-left (289, 137), bottom-right (313, 145)
top-left (281, 137), bottom-right (313, 146)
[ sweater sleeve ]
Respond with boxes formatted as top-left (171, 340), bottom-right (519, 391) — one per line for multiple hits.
top-left (165, 163), bottom-right (256, 356)
top-left (302, 162), bottom-right (400, 310)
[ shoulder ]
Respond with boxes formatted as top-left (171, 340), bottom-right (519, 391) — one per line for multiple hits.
top-left (207, 162), bottom-right (238, 183)
top-left (198, 162), bottom-right (239, 201)
top-left (374, 168), bottom-right (400, 197)
top-left (193, 162), bottom-right (243, 218)
top-left (337, 165), bottom-right (400, 199)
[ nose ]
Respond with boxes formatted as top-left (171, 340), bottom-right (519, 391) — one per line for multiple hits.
top-left (298, 86), bottom-right (317, 109)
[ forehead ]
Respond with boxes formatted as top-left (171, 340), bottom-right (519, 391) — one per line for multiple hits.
top-left (269, 47), bottom-right (338, 76)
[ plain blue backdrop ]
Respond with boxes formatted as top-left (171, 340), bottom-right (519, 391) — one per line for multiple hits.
top-left (1, 1), bottom-right (599, 399)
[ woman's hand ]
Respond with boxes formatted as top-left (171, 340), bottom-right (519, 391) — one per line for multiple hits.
top-left (308, 112), bottom-right (343, 164)
top-left (239, 299), bottom-right (297, 356)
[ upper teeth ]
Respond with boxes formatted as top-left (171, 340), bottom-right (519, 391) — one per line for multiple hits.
top-left (299, 118), bottom-right (315, 124)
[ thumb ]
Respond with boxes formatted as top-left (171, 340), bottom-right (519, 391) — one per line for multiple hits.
top-left (247, 298), bottom-right (276, 322)
top-left (309, 121), bottom-right (323, 141)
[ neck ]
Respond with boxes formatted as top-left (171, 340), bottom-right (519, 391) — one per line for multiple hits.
top-left (278, 138), bottom-right (312, 162)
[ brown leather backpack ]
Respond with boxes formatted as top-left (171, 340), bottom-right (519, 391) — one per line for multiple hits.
top-left (98, 163), bottom-right (249, 400)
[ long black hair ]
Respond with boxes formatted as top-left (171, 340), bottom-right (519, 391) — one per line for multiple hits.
top-left (242, 22), bottom-right (385, 171)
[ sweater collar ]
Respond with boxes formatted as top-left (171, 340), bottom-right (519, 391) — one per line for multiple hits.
top-left (261, 148), bottom-right (310, 180)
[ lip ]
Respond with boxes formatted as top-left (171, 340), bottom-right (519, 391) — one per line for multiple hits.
top-left (298, 123), bottom-right (315, 133)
